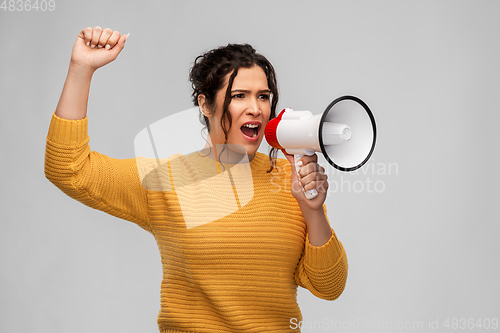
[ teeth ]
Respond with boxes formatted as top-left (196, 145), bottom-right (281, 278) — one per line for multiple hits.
top-left (243, 124), bottom-right (259, 128)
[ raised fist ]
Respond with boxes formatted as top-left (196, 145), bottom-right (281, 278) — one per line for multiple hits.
top-left (70, 26), bottom-right (128, 72)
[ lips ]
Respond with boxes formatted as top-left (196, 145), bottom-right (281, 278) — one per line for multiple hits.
top-left (240, 122), bottom-right (261, 141)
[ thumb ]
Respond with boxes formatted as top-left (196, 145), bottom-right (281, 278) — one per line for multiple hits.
top-left (109, 33), bottom-right (129, 58)
top-left (284, 153), bottom-right (300, 184)
top-left (284, 154), bottom-right (295, 172)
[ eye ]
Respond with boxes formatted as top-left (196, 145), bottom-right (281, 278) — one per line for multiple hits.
top-left (232, 93), bottom-right (245, 99)
top-left (259, 94), bottom-right (270, 100)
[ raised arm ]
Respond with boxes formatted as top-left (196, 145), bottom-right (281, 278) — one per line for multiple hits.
top-left (45, 28), bottom-right (151, 232)
top-left (56, 26), bottom-right (128, 120)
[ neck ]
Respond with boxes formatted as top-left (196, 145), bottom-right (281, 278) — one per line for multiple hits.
top-left (199, 143), bottom-right (255, 164)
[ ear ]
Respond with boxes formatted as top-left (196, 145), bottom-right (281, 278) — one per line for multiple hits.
top-left (198, 94), bottom-right (213, 118)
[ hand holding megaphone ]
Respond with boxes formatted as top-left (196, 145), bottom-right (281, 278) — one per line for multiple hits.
top-left (265, 95), bottom-right (377, 199)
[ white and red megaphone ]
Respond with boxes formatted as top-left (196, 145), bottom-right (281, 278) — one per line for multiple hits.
top-left (265, 95), bottom-right (377, 199)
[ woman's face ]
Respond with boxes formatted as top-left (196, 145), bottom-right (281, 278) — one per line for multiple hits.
top-left (202, 65), bottom-right (272, 158)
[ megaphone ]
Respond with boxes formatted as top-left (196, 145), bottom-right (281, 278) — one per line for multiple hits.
top-left (265, 95), bottom-right (377, 199)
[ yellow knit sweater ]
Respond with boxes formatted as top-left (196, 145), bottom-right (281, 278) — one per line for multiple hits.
top-left (44, 112), bottom-right (348, 333)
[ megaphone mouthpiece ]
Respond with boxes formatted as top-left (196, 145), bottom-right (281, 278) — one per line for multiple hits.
top-left (321, 122), bottom-right (352, 145)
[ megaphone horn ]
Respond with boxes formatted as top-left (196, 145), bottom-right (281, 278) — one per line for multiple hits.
top-left (265, 95), bottom-right (377, 199)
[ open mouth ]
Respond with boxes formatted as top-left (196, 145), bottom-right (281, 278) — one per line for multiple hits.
top-left (240, 123), bottom-right (261, 139)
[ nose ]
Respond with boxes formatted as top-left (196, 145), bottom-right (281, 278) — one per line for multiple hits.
top-left (246, 98), bottom-right (261, 116)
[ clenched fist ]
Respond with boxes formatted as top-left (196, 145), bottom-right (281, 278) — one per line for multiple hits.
top-left (70, 26), bottom-right (129, 72)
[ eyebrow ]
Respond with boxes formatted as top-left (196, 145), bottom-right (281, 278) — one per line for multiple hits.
top-left (231, 89), bottom-right (271, 94)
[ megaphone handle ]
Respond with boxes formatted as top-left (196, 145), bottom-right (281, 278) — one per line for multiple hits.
top-left (294, 154), bottom-right (318, 200)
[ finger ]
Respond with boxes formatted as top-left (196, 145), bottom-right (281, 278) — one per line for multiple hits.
top-left (97, 28), bottom-right (113, 49)
top-left (300, 172), bottom-right (327, 188)
top-left (105, 31), bottom-right (121, 50)
top-left (108, 33), bottom-right (128, 58)
top-left (297, 162), bottom-right (324, 179)
top-left (302, 175), bottom-right (329, 193)
top-left (283, 154), bottom-right (303, 191)
top-left (307, 170), bottom-right (327, 180)
top-left (284, 153), bottom-right (294, 166)
top-left (80, 27), bottom-right (93, 47)
top-left (90, 26), bottom-right (103, 49)
top-left (296, 153), bottom-right (318, 166)
top-left (317, 178), bottom-right (329, 193)
top-left (283, 154), bottom-right (297, 174)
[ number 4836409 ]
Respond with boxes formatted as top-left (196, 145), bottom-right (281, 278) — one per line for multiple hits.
top-left (1, 0), bottom-right (56, 11)
top-left (443, 318), bottom-right (498, 330)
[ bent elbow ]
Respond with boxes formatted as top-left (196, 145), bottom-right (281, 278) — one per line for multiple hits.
top-left (324, 277), bottom-right (348, 301)
top-left (323, 257), bottom-right (349, 301)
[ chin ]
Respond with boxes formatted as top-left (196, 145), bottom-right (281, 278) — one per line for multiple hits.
top-left (245, 139), bottom-right (263, 152)
top-left (225, 134), bottom-right (263, 157)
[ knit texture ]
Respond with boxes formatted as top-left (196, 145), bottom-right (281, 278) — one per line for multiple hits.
top-left (44, 112), bottom-right (348, 333)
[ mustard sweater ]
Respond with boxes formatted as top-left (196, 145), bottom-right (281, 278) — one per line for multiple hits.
top-left (44, 112), bottom-right (348, 333)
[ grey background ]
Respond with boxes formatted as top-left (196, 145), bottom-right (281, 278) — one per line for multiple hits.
top-left (1, 0), bottom-right (499, 332)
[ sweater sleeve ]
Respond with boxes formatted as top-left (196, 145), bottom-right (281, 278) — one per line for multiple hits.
top-left (294, 210), bottom-right (348, 301)
top-left (44, 112), bottom-right (152, 233)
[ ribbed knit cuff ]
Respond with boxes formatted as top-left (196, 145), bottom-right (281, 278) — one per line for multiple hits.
top-left (47, 111), bottom-right (88, 145)
top-left (304, 228), bottom-right (344, 270)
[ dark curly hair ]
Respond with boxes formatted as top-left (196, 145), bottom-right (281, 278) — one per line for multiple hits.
top-left (189, 43), bottom-right (279, 171)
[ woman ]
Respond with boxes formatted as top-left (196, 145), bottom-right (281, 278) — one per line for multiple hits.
top-left (45, 26), bottom-right (348, 333)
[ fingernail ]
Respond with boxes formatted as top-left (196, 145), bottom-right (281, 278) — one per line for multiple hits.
top-left (105, 44), bottom-right (110, 50)
top-left (91, 44), bottom-right (95, 49)
top-left (86, 41), bottom-right (90, 47)
top-left (97, 45), bottom-right (103, 49)
top-left (296, 161), bottom-right (303, 167)
top-left (124, 33), bottom-right (130, 42)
